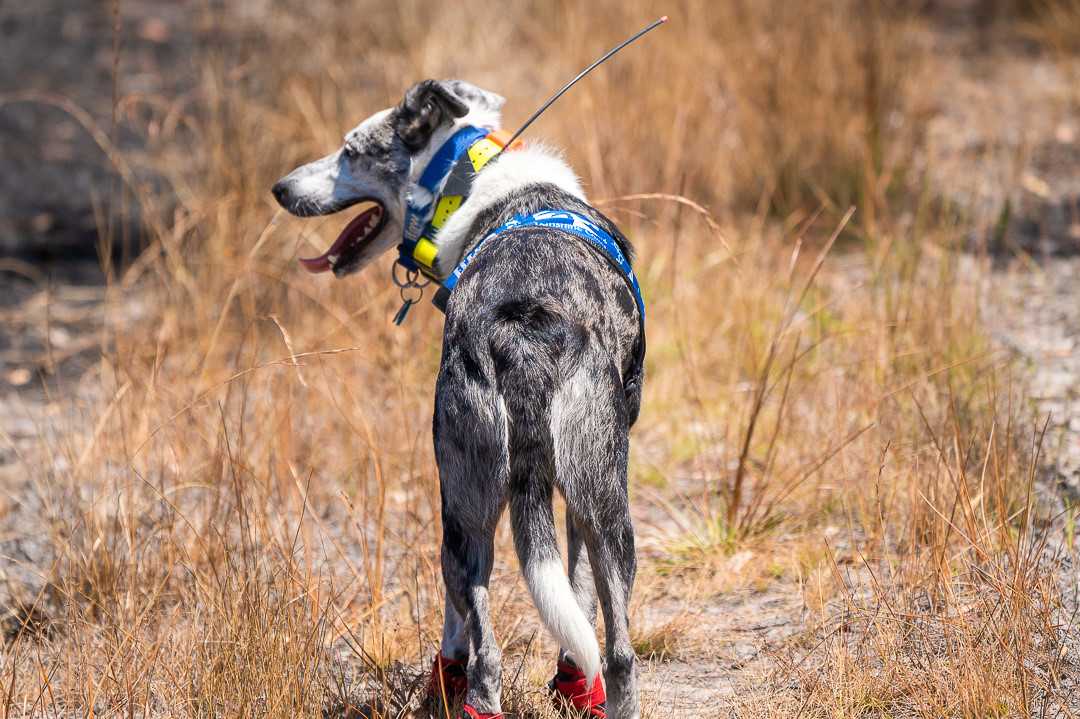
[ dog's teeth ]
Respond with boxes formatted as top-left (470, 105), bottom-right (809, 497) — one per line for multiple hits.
top-left (327, 254), bottom-right (338, 263)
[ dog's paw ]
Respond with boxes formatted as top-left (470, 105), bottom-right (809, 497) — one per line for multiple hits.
top-left (550, 660), bottom-right (606, 719)
top-left (461, 706), bottom-right (502, 719)
top-left (424, 655), bottom-right (469, 716)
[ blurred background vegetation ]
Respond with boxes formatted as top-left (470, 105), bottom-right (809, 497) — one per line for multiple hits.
top-left (1, 0), bottom-right (1080, 716)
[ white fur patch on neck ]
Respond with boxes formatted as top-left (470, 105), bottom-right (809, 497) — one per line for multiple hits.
top-left (433, 145), bottom-right (585, 274)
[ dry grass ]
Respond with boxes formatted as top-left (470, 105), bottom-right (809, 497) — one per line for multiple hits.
top-left (3, 0), bottom-right (1080, 716)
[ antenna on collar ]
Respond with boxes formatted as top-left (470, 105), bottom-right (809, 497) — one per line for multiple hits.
top-left (495, 15), bottom-right (668, 156)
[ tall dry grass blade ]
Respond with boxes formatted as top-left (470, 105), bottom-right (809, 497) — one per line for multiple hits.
top-left (596, 192), bottom-right (738, 265)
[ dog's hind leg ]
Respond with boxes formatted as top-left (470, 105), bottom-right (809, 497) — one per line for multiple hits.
top-left (553, 366), bottom-right (639, 719)
top-left (576, 503), bottom-right (637, 719)
top-left (434, 380), bottom-right (510, 719)
top-left (440, 509), bottom-right (503, 717)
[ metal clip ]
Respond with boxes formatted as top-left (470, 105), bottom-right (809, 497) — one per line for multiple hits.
top-left (391, 259), bottom-right (428, 325)
top-left (393, 297), bottom-right (415, 325)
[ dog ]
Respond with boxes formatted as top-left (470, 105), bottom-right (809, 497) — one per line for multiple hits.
top-left (272, 79), bottom-right (645, 719)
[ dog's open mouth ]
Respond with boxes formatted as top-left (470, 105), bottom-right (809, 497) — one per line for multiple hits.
top-left (298, 200), bottom-right (386, 274)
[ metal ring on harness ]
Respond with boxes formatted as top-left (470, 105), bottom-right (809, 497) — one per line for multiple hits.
top-left (399, 283), bottom-right (423, 305)
top-left (392, 259), bottom-right (431, 290)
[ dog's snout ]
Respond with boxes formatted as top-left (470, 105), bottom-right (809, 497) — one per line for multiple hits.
top-left (271, 179), bottom-right (290, 206)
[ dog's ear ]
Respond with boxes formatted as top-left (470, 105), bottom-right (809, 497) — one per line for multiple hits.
top-left (395, 80), bottom-right (470, 151)
top-left (440, 79), bottom-right (505, 115)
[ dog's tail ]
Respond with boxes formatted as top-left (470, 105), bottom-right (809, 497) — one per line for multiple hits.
top-left (522, 553), bottom-right (602, 684)
top-left (490, 297), bottom-right (603, 685)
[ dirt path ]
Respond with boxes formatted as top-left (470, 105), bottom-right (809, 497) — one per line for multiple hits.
top-left (989, 258), bottom-right (1080, 496)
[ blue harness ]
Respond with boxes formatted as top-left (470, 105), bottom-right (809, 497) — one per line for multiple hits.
top-left (436, 209), bottom-right (644, 324)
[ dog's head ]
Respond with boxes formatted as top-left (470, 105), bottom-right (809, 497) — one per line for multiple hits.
top-left (271, 79), bottom-right (505, 277)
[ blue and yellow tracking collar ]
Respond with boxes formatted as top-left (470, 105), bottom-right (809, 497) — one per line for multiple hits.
top-left (391, 124), bottom-right (521, 324)
top-left (396, 125), bottom-right (520, 280)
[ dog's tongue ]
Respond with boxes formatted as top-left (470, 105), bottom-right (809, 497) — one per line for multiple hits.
top-left (299, 204), bottom-right (383, 274)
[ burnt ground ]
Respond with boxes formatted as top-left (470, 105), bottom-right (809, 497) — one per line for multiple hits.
top-left (2, 1), bottom-right (1080, 715)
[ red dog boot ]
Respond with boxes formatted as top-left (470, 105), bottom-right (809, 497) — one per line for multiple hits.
top-left (550, 660), bottom-right (606, 718)
top-left (425, 655), bottom-right (469, 711)
top-left (461, 706), bottom-right (502, 719)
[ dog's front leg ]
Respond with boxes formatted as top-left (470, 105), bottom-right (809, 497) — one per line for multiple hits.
top-left (423, 599), bottom-right (471, 715)
top-left (563, 509), bottom-right (599, 662)
top-left (439, 599), bottom-right (470, 662)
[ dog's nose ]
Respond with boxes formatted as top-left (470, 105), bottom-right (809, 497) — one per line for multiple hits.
top-left (271, 180), bottom-right (289, 206)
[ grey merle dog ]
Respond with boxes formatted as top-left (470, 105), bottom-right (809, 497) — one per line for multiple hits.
top-left (272, 79), bottom-right (644, 719)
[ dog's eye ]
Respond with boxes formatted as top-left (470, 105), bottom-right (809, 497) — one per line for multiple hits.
top-left (343, 144), bottom-right (358, 159)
